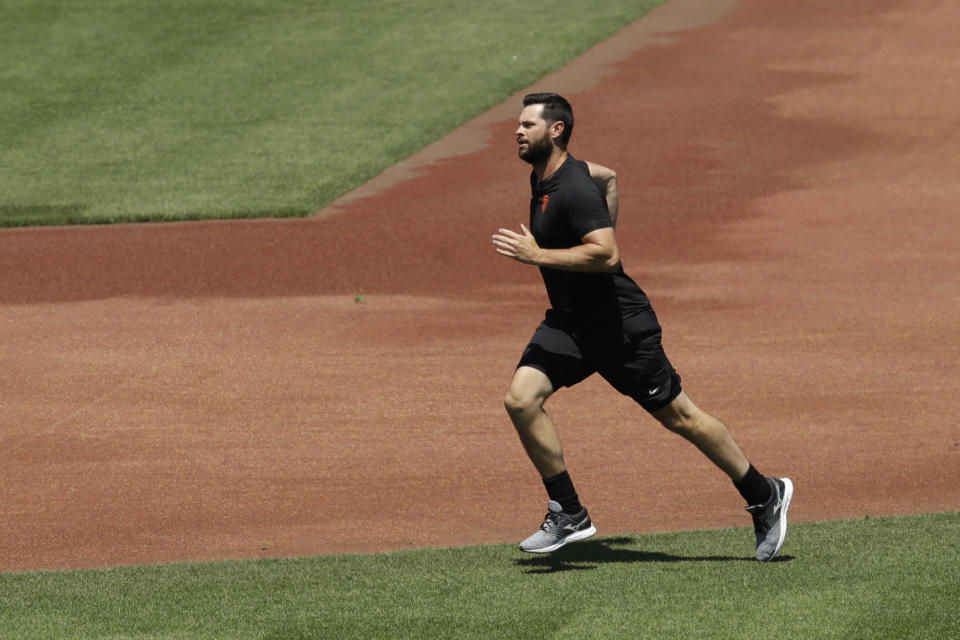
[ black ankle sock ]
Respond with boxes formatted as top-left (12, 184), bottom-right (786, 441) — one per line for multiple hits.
top-left (542, 470), bottom-right (583, 514)
top-left (734, 464), bottom-right (772, 506)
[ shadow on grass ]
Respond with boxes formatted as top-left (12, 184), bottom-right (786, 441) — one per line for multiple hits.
top-left (0, 203), bottom-right (310, 228)
top-left (0, 203), bottom-right (89, 228)
top-left (514, 537), bottom-right (794, 574)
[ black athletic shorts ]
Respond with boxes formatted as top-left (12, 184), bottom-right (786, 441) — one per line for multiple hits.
top-left (517, 310), bottom-right (682, 413)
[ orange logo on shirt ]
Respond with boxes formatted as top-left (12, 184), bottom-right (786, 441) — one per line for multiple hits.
top-left (540, 194), bottom-right (550, 213)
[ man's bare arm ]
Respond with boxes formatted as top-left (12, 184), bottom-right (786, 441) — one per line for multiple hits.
top-left (586, 162), bottom-right (619, 227)
top-left (492, 225), bottom-right (620, 273)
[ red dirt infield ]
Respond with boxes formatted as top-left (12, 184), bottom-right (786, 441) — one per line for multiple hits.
top-left (1, 0), bottom-right (957, 572)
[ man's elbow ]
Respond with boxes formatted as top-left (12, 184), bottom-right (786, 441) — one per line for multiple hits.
top-left (604, 167), bottom-right (618, 183)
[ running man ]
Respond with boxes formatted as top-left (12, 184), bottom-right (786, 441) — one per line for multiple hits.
top-left (492, 93), bottom-right (792, 562)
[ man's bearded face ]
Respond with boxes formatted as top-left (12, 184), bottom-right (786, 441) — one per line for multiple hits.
top-left (518, 127), bottom-right (554, 164)
top-left (516, 104), bottom-right (557, 165)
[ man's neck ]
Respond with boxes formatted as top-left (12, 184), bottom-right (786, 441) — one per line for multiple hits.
top-left (535, 149), bottom-right (569, 181)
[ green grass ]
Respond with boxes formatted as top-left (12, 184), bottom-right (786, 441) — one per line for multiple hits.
top-left (0, 0), bottom-right (665, 227)
top-left (2, 512), bottom-right (958, 639)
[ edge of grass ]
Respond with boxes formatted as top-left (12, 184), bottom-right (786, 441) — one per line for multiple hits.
top-left (2, 512), bottom-right (958, 639)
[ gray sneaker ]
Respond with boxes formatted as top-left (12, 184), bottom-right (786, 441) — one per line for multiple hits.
top-left (519, 500), bottom-right (597, 553)
top-left (746, 477), bottom-right (794, 562)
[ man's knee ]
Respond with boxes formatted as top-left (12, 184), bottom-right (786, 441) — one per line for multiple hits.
top-left (504, 385), bottom-right (540, 420)
top-left (659, 413), bottom-right (702, 438)
top-left (504, 367), bottom-right (552, 420)
top-left (652, 392), bottom-right (703, 435)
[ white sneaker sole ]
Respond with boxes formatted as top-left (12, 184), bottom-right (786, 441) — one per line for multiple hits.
top-left (521, 524), bottom-right (597, 554)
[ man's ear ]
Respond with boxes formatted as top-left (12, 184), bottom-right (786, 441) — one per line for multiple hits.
top-left (549, 120), bottom-right (565, 144)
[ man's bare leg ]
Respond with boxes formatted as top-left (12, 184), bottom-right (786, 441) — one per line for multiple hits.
top-left (503, 366), bottom-right (565, 478)
top-left (504, 366), bottom-right (596, 552)
top-left (652, 391), bottom-right (751, 481)
top-left (653, 390), bottom-right (793, 561)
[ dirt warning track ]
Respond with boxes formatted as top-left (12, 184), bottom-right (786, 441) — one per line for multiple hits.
top-left (1, 0), bottom-right (958, 571)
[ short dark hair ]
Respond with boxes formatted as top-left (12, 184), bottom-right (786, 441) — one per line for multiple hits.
top-left (523, 92), bottom-right (574, 149)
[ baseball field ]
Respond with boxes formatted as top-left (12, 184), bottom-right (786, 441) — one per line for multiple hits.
top-left (2, 0), bottom-right (958, 638)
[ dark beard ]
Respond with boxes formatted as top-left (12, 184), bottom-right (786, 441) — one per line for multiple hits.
top-left (518, 135), bottom-right (553, 165)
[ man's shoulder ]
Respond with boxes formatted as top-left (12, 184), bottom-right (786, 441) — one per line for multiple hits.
top-left (562, 155), bottom-right (591, 180)
top-left (557, 157), bottom-right (603, 200)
